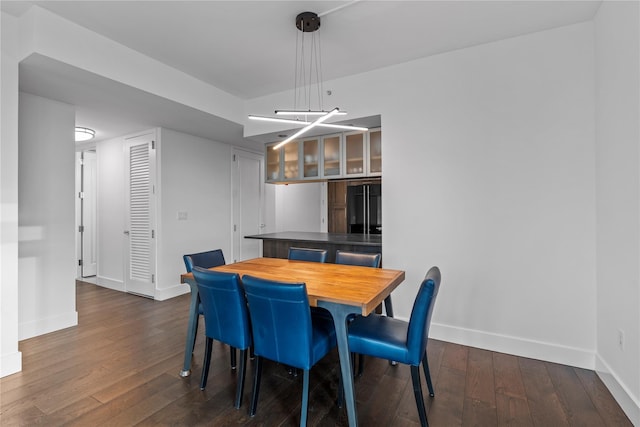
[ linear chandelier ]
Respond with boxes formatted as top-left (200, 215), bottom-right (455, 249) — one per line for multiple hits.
top-left (248, 11), bottom-right (367, 149)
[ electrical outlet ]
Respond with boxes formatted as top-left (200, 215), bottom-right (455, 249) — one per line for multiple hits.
top-left (177, 211), bottom-right (188, 221)
top-left (618, 329), bottom-right (625, 351)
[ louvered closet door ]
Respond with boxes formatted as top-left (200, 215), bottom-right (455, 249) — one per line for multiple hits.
top-left (124, 133), bottom-right (156, 298)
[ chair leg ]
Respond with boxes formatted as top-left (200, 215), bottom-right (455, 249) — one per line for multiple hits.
top-left (249, 356), bottom-right (263, 416)
top-left (336, 367), bottom-right (344, 408)
top-left (383, 296), bottom-right (398, 366)
top-left (411, 365), bottom-right (429, 427)
top-left (384, 295), bottom-right (394, 317)
top-left (422, 352), bottom-right (434, 397)
top-left (358, 354), bottom-right (365, 376)
top-left (234, 349), bottom-right (248, 409)
top-left (300, 369), bottom-right (310, 427)
top-left (200, 337), bottom-right (213, 390)
top-left (192, 316), bottom-right (199, 353)
top-left (180, 291), bottom-right (200, 377)
top-left (230, 346), bottom-right (237, 369)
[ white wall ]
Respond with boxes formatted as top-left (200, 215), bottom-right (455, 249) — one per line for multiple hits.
top-left (94, 127), bottom-right (237, 300)
top-left (1, 11), bottom-right (22, 377)
top-left (155, 128), bottom-right (233, 299)
top-left (248, 22), bottom-right (598, 369)
top-left (274, 182), bottom-right (324, 232)
top-left (594, 1), bottom-right (640, 423)
top-left (385, 22), bottom-right (597, 367)
top-left (17, 92), bottom-right (78, 340)
top-left (95, 136), bottom-right (125, 291)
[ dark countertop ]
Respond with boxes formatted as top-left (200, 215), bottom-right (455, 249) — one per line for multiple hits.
top-left (245, 231), bottom-right (382, 247)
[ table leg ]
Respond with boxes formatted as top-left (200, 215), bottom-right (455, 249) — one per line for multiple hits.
top-left (318, 301), bottom-right (358, 427)
top-left (180, 281), bottom-right (199, 377)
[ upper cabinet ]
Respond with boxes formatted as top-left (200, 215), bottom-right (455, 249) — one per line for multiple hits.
top-left (302, 138), bottom-right (320, 179)
top-left (344, 132), bottom-right (365, 177)
top-left (322, 134), bottom-right (342, 178)
top-left (266, 128), bottom-right (382, 183)
top-left (368, 128), bottom-right (382, 176)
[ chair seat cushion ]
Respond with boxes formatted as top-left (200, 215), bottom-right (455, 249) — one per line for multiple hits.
top-left (348, 314), bottom-right (413, 365)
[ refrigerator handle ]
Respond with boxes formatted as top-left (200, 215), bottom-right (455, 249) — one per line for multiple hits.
top-left (366, 185), bottom-right (370, 235)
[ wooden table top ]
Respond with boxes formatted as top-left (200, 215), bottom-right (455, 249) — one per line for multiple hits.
top-left (181, 257), bottom-right (405, 316)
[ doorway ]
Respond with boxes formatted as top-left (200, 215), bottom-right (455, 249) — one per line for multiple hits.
top-left (76, 150), bottom-right (97, 278)
top-left (232, 148), bottom-right (264, 262)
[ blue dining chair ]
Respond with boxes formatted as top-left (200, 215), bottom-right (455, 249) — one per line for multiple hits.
top-left (288, 246), bottom-right (330, 375)
top-left (335, 250), bottom-right (392, 316)
top-left (191, 267), bottom-right (252, 409)
top-left (347, 266), bottom-right (441, 427)
top-left (288, 247), bottom-right (328, 263)
top-left (183, 249), bottom-right (237, 370)
top-left (334, 250), bottom-right (384, 375)
top-left (242, 274), bottom-right (338, 426)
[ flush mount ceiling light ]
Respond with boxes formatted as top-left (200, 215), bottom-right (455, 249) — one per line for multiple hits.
top-left (75, 127), bottom-right (95, 142)
top-left (249, 11), bottom-right (367, 150)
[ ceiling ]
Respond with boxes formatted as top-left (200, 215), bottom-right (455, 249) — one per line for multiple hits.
top-left (2, 1), bottom-right (602, 147)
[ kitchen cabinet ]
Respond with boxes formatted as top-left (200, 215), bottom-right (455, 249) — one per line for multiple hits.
top-left (322, 134), bottom-right (342, 178)
top-left (266, 144), bottom-right (281, 181)
top-left (266, 129), bottom-right (381, 183)
top-left (368, 128), bottom-right (382, 175)
top-left (283, 140), bottom-right (299, 180)
top-left (328, 180), bottom-right (347, 233)
top-left (266, 138), bottom-right (319, 182)
top-left (302, 138), bottom-right (320, 179)
top-left (344, 132), bottom-right (365, 177)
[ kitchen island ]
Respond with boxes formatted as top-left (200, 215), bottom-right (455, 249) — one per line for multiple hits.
top-left (244, 231), bottom-right (382, 263)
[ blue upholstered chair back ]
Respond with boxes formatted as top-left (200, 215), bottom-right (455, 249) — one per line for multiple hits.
top-left (288, 247), bottom-right (328, 263)
top-left (406, 266), bottom-right (441, 365)
top-left (335, 251), bottom-right (381, 268)
top-left (191, 267), bottom-right (251, 350)
top-left (183, 249), bottom-right (226, 272)
top-left (242, 275), bottom-right (320, 370)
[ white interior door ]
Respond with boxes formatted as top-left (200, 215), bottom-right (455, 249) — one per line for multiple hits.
top-left (232, 149), bottom-right (264, 262)
top-left (80, 150), bottom-right (97, 277)
top-left (124, 133), bottom-right (156, 297)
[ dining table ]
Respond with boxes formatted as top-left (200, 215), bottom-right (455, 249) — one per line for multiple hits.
top-left (180, 257), bottom-right (405, 427)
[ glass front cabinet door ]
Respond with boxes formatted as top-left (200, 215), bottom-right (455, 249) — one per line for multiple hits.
top-left (302, 138), bottom-right (319, 179)
top-left (344, 131), bottom-right (366, 177)
top-left (368, 128), bottom-right (382, 175)
top-left (266, 144), bottom-right (281, 182)
top-left (283, 140), bottom-right (300, 180)
top-left (322, 134), bottom-right (342, 178)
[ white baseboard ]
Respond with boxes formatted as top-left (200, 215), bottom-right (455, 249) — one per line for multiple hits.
top-left (596, 354), bottom-right (640, 425)
top-left (18, 311), bottom-right (78, 340)
top-left (96, 276), bottom-right (124, 292)
top-left (154, 283), bottom-right (190, 301)
top-left (429, 322), bottom-right (595, 369)
top-left (0, 351), bottom-right (22, 378)
top-left (94, 277), bottom-right (189, 301)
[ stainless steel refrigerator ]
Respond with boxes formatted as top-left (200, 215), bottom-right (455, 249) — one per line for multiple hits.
top-left (347, 182), bottom-right (382, 234)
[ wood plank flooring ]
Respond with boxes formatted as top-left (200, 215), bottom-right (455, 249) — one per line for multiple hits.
top-left (0, 281), bottom-right (632, 426)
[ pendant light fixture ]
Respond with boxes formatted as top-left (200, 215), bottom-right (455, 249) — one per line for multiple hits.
top-left (248, 11), bottom-right (367, 149)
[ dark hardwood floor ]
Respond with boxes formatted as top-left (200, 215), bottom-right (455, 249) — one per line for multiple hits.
top-left (0, 281), bottom-right (632, 426)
